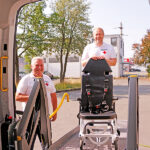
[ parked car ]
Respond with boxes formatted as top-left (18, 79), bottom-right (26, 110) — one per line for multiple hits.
top-left (129, 68), bottom-right (141, 72)
top-left (44, 71), bottom-right (54, 79)
top-left (19, 71), bottom-right (26, 79)
top-left (135, 69), bottom-right (141, 72)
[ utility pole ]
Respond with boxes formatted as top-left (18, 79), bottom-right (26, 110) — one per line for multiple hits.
top-left (114, 22), bottom-right (124, 38)
top-left (114, 22), bottom-right (125, 67)
top-left (119, 22), bottom-right (123, 38)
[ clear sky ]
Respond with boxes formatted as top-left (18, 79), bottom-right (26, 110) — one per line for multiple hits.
top-left (88, 0), bottom-right (150, 58)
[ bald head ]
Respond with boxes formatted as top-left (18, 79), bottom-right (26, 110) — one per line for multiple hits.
top-left (93, 27), bottom-right (104, 36)
top-left (93, 27), bottom-right (104, 46)
top-left (31, 57), bottom-right (44, 65)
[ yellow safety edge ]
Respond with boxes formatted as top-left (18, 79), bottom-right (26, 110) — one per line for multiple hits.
top-left (140, 144), bottom-right (150, 148)
top-left (130, 74), bottom-right (138, 77)
top-left (0, 56), bottom-right (8, 92)
top-left (49, 93), bottom-right (69, 119)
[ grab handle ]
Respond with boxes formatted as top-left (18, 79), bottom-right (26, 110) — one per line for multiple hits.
top-left (0, 56), bottom-right (8, 91)
top-left (49, 93), bottom-right (69, 119)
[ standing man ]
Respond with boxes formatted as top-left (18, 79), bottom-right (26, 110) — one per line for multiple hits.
top-left (16, 57), bottom-right (57, 121)
top-left (82, 27), bottom-right (117, 67)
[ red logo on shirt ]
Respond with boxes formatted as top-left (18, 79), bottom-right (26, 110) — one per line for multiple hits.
top-left (45, 82), bottom-right (49, 86)
top-left (103, 51), bottom-right (107, 54)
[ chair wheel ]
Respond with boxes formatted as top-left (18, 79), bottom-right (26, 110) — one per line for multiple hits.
top-left (113, 139), bottom-right (118, 150)
top-left (117, 129), bottom-right (120, 136)
top-left (80, 140), bottom-right (84, 150)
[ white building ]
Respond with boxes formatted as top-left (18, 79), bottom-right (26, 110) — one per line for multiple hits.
top-left (43, 34), bottom-right (124, 78)
top-left (44, 54), bottom-right (82, 78)
top-left (17, 35), bottom-right (125, 78)
top-left (104, 34), bottom-right (124, 77)
top-left (19, 34), bottom-right (124, 78)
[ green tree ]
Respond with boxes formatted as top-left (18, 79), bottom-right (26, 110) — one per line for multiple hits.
top-left (16, 1), bottom-right (50, 84)
top-left (146, 65), bottom-right (150, 77)
top-left (49, 0), bottom-right (93, 82)
top-left (16, 0), bottom-right (92, 84)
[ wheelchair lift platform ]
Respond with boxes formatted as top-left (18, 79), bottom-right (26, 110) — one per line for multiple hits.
top-left (4, 59), bottom-right (138, 150)
top-left (50, 60), bottom-right (139, 150)
top-left (50, 120), bottom-right (127, 150)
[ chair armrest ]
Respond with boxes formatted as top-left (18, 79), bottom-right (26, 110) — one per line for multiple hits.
top-left (77, 98), bottom-right (81, 101)
top-left (113, 96), bottom-right (118, 101)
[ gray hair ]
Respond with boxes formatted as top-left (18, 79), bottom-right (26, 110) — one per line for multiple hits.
top-left (31, 57), bottom-right (44, 65)
top-left (93, 27), bottom-right (104, 35)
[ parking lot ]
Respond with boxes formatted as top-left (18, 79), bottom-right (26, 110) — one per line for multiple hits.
top-left (16, 77), bottom-right (150, 149)
top-left (51, 77), bottom-right (150, 149)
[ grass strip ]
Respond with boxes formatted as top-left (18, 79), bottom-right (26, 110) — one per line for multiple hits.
top-left (55, 82), bottom-right (81, 91)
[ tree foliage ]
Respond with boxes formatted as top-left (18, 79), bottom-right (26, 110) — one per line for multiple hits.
top-left (49, 0), bottom-right (93, 82)
top-left (132, 30), bottom-right (150, 67)
top-left (132, 43), bottom-right (143, 64)
top-left (16, 0), bottom-right (92, 83)
top-left (16, 1), bottom-right (50, 63)
top-left (16, 1), bottom-right (49, 83)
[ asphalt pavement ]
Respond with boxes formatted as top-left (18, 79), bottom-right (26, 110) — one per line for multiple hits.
top-left (18, 78), bottom-right (150, 149)
top-left (50, 78), bottom-right (150, 150)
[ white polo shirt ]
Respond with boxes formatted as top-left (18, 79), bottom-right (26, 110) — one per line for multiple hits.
top-left (82, 42), bottom-right (116, 62)
top-left (17, 73), bottom-right (56, 112)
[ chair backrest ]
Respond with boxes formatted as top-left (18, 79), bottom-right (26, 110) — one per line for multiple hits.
top-left (81, 59), bottom-right (113, 113)
top-left (83, 59), bottom-right (112, 76)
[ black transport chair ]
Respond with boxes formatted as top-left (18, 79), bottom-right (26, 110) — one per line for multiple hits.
top-left (78, 59), bottom-right (119, 150)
